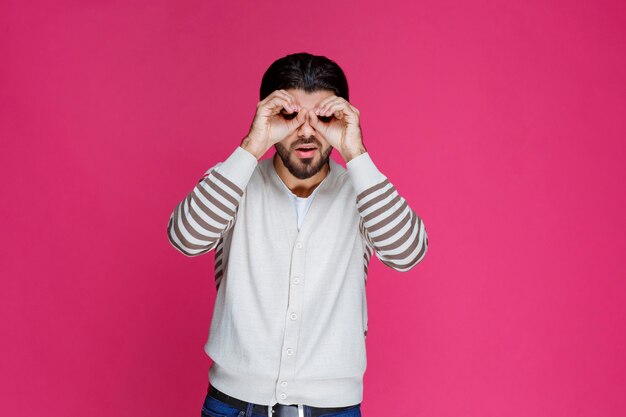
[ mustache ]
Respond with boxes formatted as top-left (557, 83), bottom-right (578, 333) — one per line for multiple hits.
top-left (292, 137), bottom-right (321, 149)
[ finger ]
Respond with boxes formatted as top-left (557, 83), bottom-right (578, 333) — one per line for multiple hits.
top-left (324, 101), bottom-right (356, 121)
top-left (265, 96), bottom-right (295, 114)
top-left (260, 90), bottom-right (296, 112)
top-left (324, 102), bottom-right (345, 120)
top-left (275, 89), bottom-right (298, 111)
top-left (314, 94), bottom-right (339, 114)
top-left (348, 103), bottom-right (360, 115)
top-left (258, 89), bottom-right (285, 107)
top-left (317, 97), bottom-right (344, 116)
top-left (287, 108), bottom-right (307, 130)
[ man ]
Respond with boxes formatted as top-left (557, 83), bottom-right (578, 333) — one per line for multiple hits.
top-left (167, 52), bottom-right (429, 417)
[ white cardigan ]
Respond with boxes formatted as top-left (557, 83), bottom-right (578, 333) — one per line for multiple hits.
top-left (167, 146), bottom-right (428, 410)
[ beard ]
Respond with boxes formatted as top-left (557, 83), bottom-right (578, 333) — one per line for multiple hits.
top-left (274, 138), bottom-right (332, 180)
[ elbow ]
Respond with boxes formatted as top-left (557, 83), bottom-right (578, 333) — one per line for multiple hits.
top-left (167, 216), bottom-right (212, 257)
top-left (405, 241), bottom-right (429, 271)
top-left (383, 255), bottom-right (424, 273)
top-left (394, 216), bottom-right (429, 272)
top-left (403, 224), bottom-right (428, 271)
top-left (167, 227), bottom-right (197, 257)
top-left (382, 232), bottom-right (428, 272)
top-left (406, 232), bottom-right (428, 270)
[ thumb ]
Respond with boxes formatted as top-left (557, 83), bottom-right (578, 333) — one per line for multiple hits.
top-left (288, 109), bottom-right (307, 131)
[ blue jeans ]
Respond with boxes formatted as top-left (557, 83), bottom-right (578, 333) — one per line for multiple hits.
top-left (201, 392), bottom-right (362, 417)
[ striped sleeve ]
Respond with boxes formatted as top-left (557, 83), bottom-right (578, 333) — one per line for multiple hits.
top-left (167, 146), bottom-right (258, 257)
top-left (347, 152), bottom-right (429, 272)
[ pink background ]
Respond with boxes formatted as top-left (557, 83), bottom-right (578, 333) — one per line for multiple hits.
top-left (2, 1), bottom-right (625, 416)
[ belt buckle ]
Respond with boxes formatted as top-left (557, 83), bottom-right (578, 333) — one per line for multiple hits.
top-left (271, 403), bottom-right (304, 417)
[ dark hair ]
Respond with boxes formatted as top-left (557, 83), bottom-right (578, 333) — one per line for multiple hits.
top-left (259, 52), bottom-right (349, 101)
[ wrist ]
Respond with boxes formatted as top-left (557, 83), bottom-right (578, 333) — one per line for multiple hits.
top-left (240, 136), bottom-right (267, 160)
top-left (341, 144), bottom-right (367, 163)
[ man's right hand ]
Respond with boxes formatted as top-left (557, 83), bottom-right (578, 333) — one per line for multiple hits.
top-left (240, 89), bottom-right (307, 159)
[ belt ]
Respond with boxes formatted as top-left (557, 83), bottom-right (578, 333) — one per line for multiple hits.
top-left (208, 385), bottom-right (359, 417)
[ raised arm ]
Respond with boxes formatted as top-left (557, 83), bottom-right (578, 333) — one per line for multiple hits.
top-left (167, 89), bottom-right (310, 256)
top-left (304, 94), bottom-right (428, 272)
top-left (167, 146), bottom-right (257, 256)
top-left (347, 152), bottom-right (429, 272)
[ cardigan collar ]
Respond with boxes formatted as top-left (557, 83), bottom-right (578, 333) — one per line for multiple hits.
top-left (264, 152), bottom-right (345, 244)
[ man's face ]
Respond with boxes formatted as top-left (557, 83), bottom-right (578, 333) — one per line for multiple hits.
top-left (274, 88), bottom-right (334, 179)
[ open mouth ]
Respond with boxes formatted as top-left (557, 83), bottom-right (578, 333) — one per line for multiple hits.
top-left (294, 145), bottom-right (318, 158)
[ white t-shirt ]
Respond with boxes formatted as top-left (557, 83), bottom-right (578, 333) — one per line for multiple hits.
top-left (277, 178), bottom-right (321, 230)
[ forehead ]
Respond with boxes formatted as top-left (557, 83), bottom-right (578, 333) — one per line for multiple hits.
top-left (285, 88), bottom-right (335, 106)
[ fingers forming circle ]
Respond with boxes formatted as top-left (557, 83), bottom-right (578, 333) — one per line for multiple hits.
top-left (265, 96), bottom-right (293, 115)
top-left (324, 100), bottom-right (357, 121)
top-left (318, 97), bottom-right (342, 116)
top-left (260, 90), bottom-right (296, 112)
top-left (314, 95), bottom-right (336, 114)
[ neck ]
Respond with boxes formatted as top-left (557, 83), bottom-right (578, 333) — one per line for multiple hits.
top-left (273, 153), bottom-right (330, 198)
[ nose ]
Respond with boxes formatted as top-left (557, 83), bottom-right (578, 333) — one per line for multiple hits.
top-left (297, 110), bottom-right (315, 137)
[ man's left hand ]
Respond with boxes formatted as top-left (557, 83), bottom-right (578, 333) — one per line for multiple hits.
top-left (307, 95), bottom-right (367, 162)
